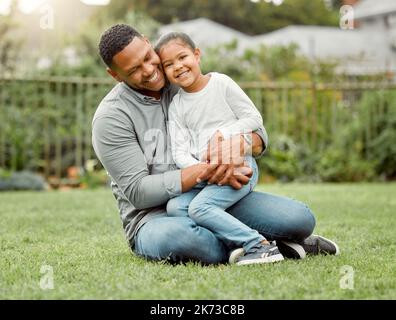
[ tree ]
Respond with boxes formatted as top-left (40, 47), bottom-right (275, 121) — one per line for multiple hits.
top-left (326, 0), bottom-right (344, 10)
top-left (135, 0), bottom-right (338, 35)
top-left (34, 2), bottom-right (160, 77)
top-left (0, 1), bottom-right (24, 76)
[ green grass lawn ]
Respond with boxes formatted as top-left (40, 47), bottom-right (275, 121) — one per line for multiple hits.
top-left (0, 183), bottom-right (395, 299)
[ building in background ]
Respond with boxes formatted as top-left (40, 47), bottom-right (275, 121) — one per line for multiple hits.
top-left (159, 0), bottom-right (396, 78)
top-left (158, 17), bottom-right (251, 54)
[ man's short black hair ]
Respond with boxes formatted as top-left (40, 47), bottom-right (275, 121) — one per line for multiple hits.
top-left (154, 32), bottom-right (196, 54)
top-left (99, 24), bottom-right (142, 67)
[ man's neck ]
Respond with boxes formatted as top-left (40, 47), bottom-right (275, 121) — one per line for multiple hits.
top-left (124, 82), bottom-right (162, 100)
top-left (137, 88), bottom-right (161, 100)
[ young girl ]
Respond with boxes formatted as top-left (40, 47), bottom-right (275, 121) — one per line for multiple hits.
top-left (155, 32), bottom-right (284, 265)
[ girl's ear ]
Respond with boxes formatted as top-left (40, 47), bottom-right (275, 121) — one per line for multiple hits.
top-left (194, 48), bottom-right (201, 63)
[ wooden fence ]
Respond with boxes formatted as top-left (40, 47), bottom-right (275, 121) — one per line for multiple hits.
top-left (0, 76), bottom-right (395, 179)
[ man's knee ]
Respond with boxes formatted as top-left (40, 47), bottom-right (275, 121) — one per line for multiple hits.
top-left (135, 217), bottom-right (226, 264)
top-left (287, 202), bottom-right (316, 240)
top-left (170, 219), bottom-right (226, 264)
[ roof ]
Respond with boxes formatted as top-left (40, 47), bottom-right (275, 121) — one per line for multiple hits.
top-left (251, 25), bottom-right (396, 74)
top-left (252, 25), bottom-right (378, 59)
top-left (353, 0), bottom-right (396, 20)
top-left (157, 18), bottom-right (251, 51)
top-left (158, 18), bottom-right (396, 75)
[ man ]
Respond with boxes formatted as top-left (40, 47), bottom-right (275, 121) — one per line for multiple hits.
top-left (92, 24), bottom-right (339, 264)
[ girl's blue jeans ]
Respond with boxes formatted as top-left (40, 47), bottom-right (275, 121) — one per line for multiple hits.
top-left (166, 157), bottom-right (264, 252)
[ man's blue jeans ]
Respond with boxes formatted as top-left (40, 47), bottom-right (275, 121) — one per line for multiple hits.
top-left (134, 183), bottom-right (316, 264)
top-left (166, 158), bottom-right (265, 252)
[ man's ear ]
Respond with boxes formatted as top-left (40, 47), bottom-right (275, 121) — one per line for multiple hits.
top-left (107, 67), bottom-right (122, 82)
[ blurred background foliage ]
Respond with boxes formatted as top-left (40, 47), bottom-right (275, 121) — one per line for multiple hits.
top-left (1, 0), bottom-right (342, 78)
top-left (0, 0), bottom-right (395, 190)
top-left (132, 0), bottom-right (338, 35)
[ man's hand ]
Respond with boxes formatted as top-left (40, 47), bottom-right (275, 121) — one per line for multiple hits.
top-left (196, 131), bottom-right (258, 190)
top-left (197, 162), bottom-right (253, 190)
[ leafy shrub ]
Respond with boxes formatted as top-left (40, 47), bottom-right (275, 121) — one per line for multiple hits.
top-left (259, 133), bottom-right (377, 183)
top-left (259, 135), bottom-right (303, 182)
top-left (354, 90), bottom-right (396, 180)
top-left (80, 169), bottom-right (110, 189)
top-left (368, 112), bottom-right (396, 179)
top-left (316, 149), bottom-right (376, 182)
top-left (0, 170), bottom-right (48, 191)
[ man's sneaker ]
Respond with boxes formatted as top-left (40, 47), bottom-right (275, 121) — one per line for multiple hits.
top-left (235, 242), bottom-right (284, 266)
top-left (301, 234), bottom-right (340, 256)
top-left (277, 241), bottom-right (306, 259)
top-left (228, 248), bottom-right (244, 264)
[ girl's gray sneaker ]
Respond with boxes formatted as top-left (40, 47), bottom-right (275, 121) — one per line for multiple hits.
top-left (235, 243), bottom-right (284, 266)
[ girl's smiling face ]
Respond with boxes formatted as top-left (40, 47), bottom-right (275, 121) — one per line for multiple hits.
top-left (158, 39), bottom-right (203, 92)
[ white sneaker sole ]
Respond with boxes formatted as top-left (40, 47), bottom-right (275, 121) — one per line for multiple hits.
top-left (280, 241), bottom-right (306, 259)
top-left (228, 248), bottom-right (244, 264)
top-left (235, 253), bottom-right (284, 266)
